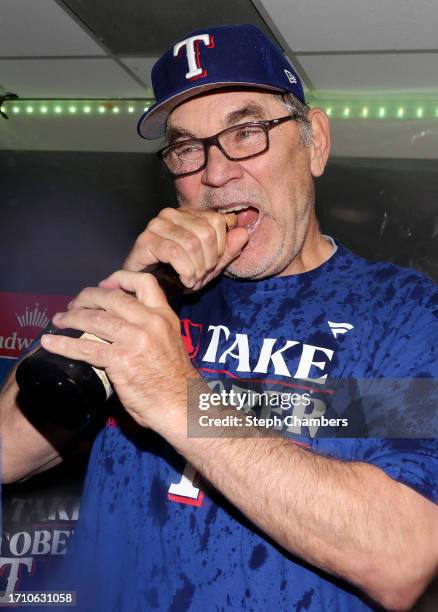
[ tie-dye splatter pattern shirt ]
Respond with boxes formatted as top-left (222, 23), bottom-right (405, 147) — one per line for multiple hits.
top-left (57, 243), bottom-right (438, 611)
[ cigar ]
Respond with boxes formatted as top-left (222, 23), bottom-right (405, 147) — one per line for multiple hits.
top-left (223, 212), bottom-right (237, 230)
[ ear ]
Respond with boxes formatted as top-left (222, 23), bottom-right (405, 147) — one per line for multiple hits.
top-left (308, 108), bottom-right (331, 177)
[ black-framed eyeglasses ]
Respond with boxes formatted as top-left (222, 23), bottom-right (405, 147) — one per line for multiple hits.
top-left (158, 112), bottom-right (307, 178)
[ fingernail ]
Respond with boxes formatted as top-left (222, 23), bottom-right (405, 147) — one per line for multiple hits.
top-left (52, 312), bottom-right (62, 322)
top-left (184, 277), bottom-right (195, 289)
top-left (41, 334), bottom-right (52, 345)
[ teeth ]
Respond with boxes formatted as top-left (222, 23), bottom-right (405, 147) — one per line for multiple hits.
top-left (218, 205), bottom-right (249, 213)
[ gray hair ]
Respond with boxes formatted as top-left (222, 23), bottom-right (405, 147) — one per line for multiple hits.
top-left (275, 92), bottom-right (312, 146)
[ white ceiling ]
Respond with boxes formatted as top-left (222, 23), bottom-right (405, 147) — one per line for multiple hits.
top-left (262, 0), bottom-right (438, 52)
top-left (1, 58), bottom-right (148, 98)
top-left (0, 0), bottom-right (105, 56)
top-left (298, 53), bottom-right (438, 92)
top-left (0, 0), bottom-right (437, 157)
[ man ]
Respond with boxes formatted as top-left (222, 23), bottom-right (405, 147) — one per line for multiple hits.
top-left (1, 24), bottom-right (437, 611)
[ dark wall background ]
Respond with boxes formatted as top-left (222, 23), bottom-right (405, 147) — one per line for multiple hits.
top-left (0, 151), bottom-right (175, 294)
top-left (316, 157), bottom-right (438, 283)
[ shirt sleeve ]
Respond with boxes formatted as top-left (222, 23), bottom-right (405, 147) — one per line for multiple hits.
top-left (371, 272), bottom-right (438, 379)
top-left (356, 274), bottom-right (438, 501)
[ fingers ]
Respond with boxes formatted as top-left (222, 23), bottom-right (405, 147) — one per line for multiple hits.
top-left (67, 286), bottom-right (148, 323)
top-left (52, 308), bottom-right (141, 345)
top-left (68, 273), bottom-right (174, 319)
top-left (41, 332), bottom-right (110, 368)
top-left (123, 208), bottom-right (238, 288)
top-left (43, 275), bottom-right (186, 364)
top-left (133, 230), bottom-right (198, 288)
top-left (98, 270), bottom-right (169, 310)
top-left (47, 273), bottom-right (180, 359)
top-left (155, 208), bottom-right (227, 271)
top-left (190, 227), bottom-right (249, 291)
top-left (42, 312), bottom-right (177, 368)
top-left (58, 273), bottom-right (180, 342)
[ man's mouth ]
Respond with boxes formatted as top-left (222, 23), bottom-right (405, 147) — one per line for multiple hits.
top-left (218, 205), bottom-right (260, 231)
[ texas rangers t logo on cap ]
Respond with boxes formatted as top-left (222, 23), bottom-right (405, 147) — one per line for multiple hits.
top-left (173, 34), bottom-right (215, 80)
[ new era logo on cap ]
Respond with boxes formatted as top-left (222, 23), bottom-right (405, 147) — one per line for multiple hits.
top-left (137, 24), bottom-right (306, 140)
top-left (284, 70), bottom-right (297, 84)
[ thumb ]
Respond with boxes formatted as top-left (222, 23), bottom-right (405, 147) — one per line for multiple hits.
top-left (221, 227), bottom-right (249, 266)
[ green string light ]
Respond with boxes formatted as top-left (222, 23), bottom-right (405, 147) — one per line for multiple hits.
top-left (3, 97), bottom-right (438, 121)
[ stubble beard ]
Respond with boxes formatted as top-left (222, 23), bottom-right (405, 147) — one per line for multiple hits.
top-left (225, 184), bottom-right (315, 280)
top-left (176, 182), bottom-right (315, 280)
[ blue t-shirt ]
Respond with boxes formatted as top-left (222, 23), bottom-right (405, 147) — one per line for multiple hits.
top-left (54, 243), bottom-right (438, 611)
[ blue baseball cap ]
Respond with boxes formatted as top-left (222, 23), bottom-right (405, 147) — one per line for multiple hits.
top-left (137, 24), bottom-right (305, 140)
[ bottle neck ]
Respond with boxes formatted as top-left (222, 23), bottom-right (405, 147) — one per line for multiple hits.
top-left (143, 262), bottom-right (184, 311)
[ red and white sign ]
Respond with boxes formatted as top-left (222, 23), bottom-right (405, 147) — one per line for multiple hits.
top-left (0, 292), bottom-right (71, 360)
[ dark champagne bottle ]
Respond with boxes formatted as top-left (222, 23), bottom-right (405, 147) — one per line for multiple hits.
top-left (15, 263), bottom-right (184, 431)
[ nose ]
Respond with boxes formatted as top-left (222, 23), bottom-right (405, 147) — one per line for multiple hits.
top-left (201, 143), bottom-right (243, 187)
